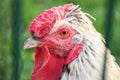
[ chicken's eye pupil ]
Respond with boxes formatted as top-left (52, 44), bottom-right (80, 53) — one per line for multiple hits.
top-left (62, 31), bottom-right (67, 35)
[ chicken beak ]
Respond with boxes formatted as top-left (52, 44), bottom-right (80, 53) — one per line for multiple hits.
top-left (24, 37), bottom-right (39, 49)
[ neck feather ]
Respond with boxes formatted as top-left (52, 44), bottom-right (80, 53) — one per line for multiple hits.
top-left (61, 33), bottom-right (106, 80)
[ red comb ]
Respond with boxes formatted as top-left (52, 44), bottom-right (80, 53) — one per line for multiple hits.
top-left (29, 4), bottom-right (73, 37)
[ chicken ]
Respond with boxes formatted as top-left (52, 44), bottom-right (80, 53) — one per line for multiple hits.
top-left (24, 4), bottom-right (120, 80)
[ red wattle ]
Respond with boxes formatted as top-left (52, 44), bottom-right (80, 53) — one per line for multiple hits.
top-left (32, 44), bottom-right (83, 80)
top-left (32, 45), bottom-right (65, 80)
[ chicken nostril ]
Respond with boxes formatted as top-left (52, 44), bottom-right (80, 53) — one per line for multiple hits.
top-left (32, 36), bottom-right (40, 40)
top-left (31, 31), bottom-right (34, 36)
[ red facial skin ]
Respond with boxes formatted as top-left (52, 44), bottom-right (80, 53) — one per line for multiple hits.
top-left (29, 4), bottom-right (83, 80)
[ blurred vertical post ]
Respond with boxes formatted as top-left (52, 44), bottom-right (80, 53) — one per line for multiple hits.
top-left (102, 0), bottom-right (116, 80)
top-left (105, 0), bottom-right (116, 48)
top-left (11, 0), bottom-right (22, 80)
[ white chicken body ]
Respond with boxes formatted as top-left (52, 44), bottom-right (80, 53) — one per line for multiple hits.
top-left (60, 5), bottom-right (120, 80)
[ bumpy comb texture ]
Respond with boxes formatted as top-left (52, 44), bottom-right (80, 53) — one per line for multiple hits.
top-left (29, 4), bottom-right (73, 37)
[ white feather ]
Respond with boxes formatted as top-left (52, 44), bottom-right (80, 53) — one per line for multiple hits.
top-left (60, 4), bottom-right (120, 80)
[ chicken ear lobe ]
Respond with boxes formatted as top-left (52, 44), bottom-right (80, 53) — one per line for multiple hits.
top-left (72, 34), bottom-right (84, 44)
top-left (64, 44), bottom-right (83, 65)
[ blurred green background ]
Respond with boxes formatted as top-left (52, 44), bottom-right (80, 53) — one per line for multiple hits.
top-left (0, 0), bottom-right (120, 80)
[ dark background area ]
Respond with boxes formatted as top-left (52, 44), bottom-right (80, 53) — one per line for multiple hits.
top-left (0, 0), bottom-right (120, 80)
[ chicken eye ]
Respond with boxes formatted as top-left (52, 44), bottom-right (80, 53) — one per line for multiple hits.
top-left (61, 31), bottom-right (67, 35)
top-left (59, 30), bottom-right (70, 38)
